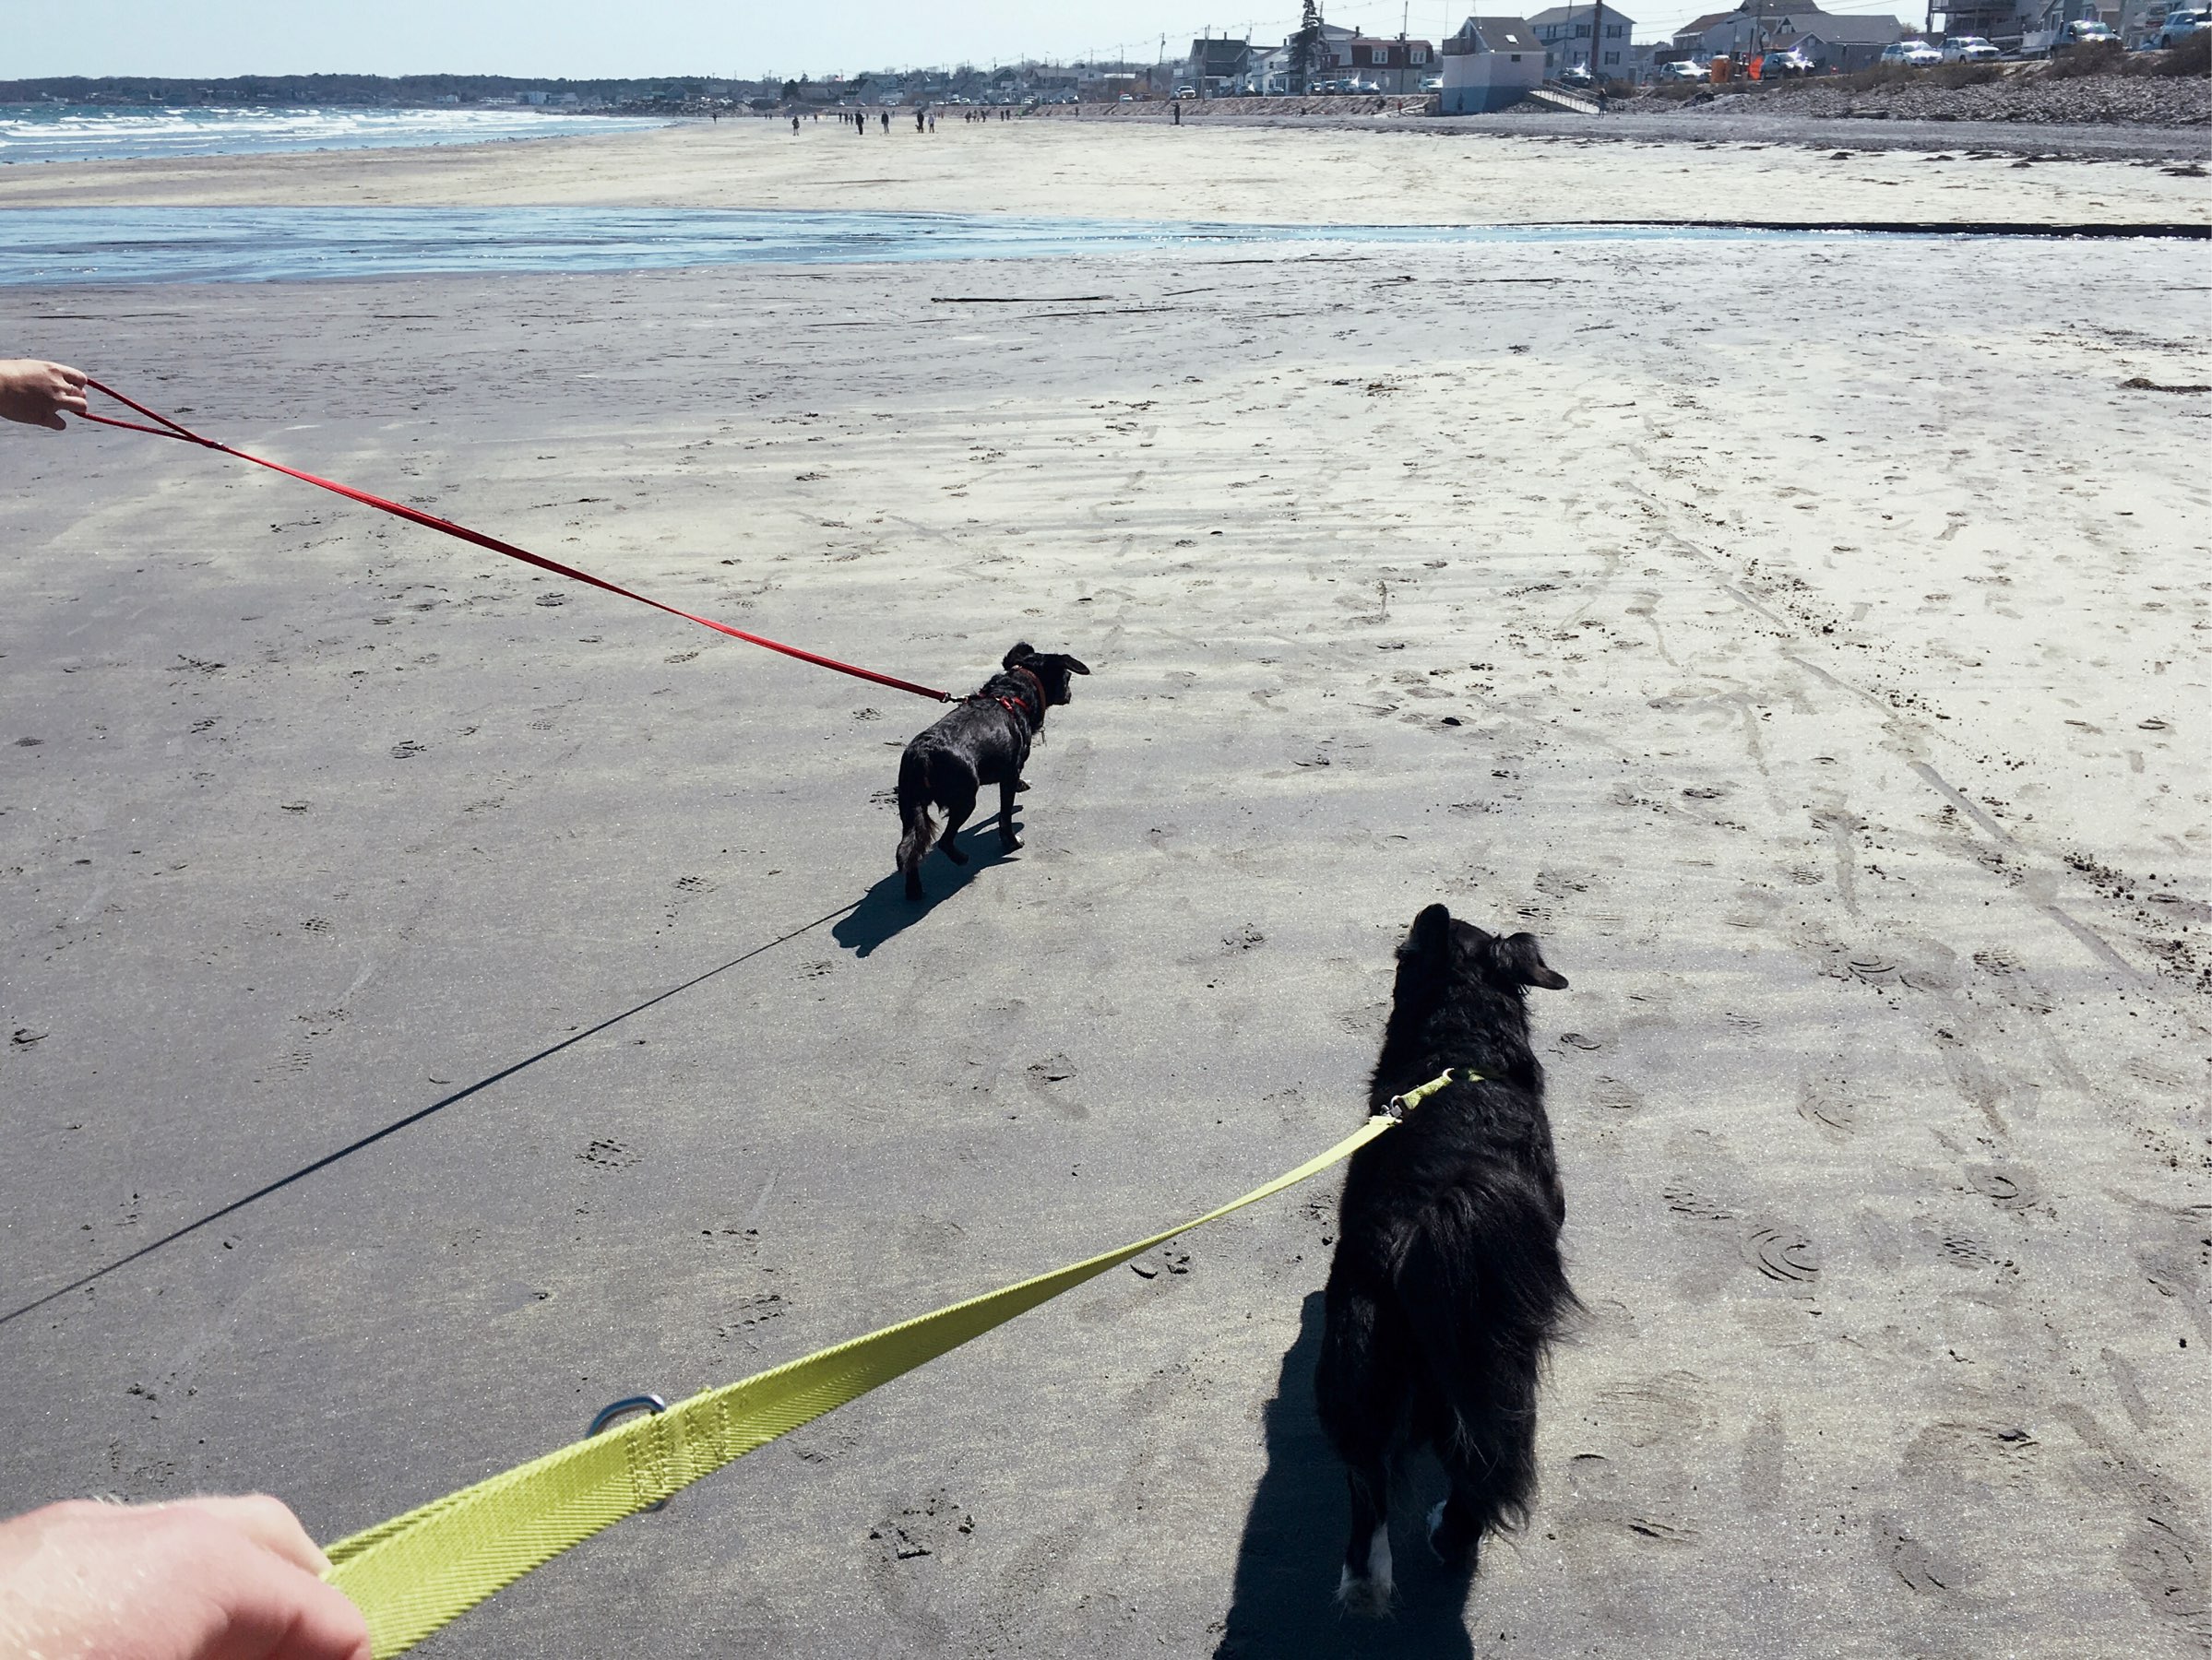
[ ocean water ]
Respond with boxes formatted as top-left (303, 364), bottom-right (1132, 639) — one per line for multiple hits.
top-left (0, 104), bottom-right (674, 165)
top-left (0, 206), bottom-right (1824, 286)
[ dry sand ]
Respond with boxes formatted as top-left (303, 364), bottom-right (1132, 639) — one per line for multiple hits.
top-left (1, 121), bottom-right (2207, 1659)
top-left (1, 113), bottom-right (2207, 225)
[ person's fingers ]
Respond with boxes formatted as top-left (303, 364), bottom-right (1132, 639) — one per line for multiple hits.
top-left (51, 362), bottom-right (88, 387)
top-left (260, 1570), bottom-right (375, 1660)
top-left (167, 1493), bottom-right (332, 1577)
top-left (38, 410), bottom-right (65, 431)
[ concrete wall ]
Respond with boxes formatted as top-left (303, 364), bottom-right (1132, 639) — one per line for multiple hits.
top-left (1440, 50), bottom-right (1545, 110)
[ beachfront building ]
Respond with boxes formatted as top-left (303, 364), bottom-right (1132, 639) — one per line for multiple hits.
top-left (1438, 16), bottom-right (1547, 110)
top-left (1185, 37), bottom-right (1253, 96)
top-left (1345, 36), bottom-right (1439, 91)
top-left (1788, 14), bottom-right (1909, 66)
top-left (1528, 4), bottom-right (1636, 77)
top-left (1670, 0), bottom-right (1905, 63)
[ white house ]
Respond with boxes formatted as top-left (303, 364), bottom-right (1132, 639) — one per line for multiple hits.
top-left (1439, 16), bottom-right (1547, 110)
top-left (1528, 4), bottom-right (1637, 77)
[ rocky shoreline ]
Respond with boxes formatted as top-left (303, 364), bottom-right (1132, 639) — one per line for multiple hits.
top-left (1616, 69), bottom-right (2212, 126)
top-left (1054, 67), bottom-right (2211, 130)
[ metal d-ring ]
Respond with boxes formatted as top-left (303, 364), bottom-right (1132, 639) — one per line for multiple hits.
top-left (589, 1393), bottom-right (672, 1512)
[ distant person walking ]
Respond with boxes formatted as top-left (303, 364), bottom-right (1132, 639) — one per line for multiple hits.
top-left (880, 110), bottom-right (890, 132)
top-left (791, 113), bottom-right (801, 132)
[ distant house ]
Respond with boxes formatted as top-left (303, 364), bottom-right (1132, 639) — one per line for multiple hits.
top-left (1670, 9), bottom-right (1735, 51)
top-left (1671, 0), bottom-right (1904, 62)
top-left (1789, 13), bottom-right (1908, 65)
top-left (1346, 35), bottom-right (1438, 91)
top-left (1528, 4), bottom-right (1636, 77)
top-left (1186, 37), bottom-right (1253, 95)
top-left (1439, 16), bottom-right (1547, 110)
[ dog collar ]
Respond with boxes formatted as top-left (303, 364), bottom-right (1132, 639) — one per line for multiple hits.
top-left (1378, 1067), bottom-right (1478, 1123)
top-left (1010, 665), bottom-right (1048, 712)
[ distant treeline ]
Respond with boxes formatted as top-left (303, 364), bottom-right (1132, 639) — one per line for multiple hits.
top-left (0, 74), bottom-right (740, 106)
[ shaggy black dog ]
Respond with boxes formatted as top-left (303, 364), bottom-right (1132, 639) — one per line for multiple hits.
top-left (1315, 903), bottom-right (1576, 1616)
top-left (896, 642), bottom-right (1089, 901)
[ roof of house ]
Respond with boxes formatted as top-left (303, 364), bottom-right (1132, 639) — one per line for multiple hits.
top-left (1672, 10), bottom-right (1734, 36)
top-left (1795, 14), bottom-right (1905, 39)
top-left (1189, 38), bottom-right (1252, 72)
top-left (1527, 4), bottom-right (1637, 27)
top-left (1455, 16), bottom-right (1545, 51)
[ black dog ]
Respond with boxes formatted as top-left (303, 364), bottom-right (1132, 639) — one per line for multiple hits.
top-left (1315, 903), bottom-right (1576, 1615)
top-left (896, 642), bottom-right (1089, 901)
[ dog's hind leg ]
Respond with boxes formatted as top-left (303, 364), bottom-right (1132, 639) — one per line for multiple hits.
top-left (937, 784), bottom-right (977, 865)
top-left (1315, 1284), bottom-right (1407, 1618)
top-left (896, 746), bottom-right (938, 902)
top-left (997, 776), bottom-right (1021, 851)
top-left (1338, 1464), bottom-right (1395, 1617)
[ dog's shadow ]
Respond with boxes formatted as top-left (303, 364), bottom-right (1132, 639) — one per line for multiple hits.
top-left (1214, 1291), bottom-right (1479, 1660)
top-left (830, 824), bottom-right (1019, 958)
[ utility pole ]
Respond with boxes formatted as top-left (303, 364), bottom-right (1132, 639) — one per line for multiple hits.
top-left (1589, 0), bottom-right (1606, 88)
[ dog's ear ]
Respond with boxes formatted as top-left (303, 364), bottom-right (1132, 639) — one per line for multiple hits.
top-left (1402, 903), bottom-right (1457, 971)
top-left (1003, 642), bottom-right (1036, 670)
top-left (1059, 655), bottom-right (1091, 676)
top-left (1493, 931), bottom-right (1570, 991)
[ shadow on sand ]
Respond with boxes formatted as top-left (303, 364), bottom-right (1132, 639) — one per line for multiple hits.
top-left (831, 823), bottom-right (1019, 957)
top-left (6, 823), bottom-right (1035, 1325)
top-left (1215, 1291), bottom-right (1477, 1660)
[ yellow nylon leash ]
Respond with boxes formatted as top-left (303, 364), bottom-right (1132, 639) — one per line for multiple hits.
top-left (324, 1069), bottom-right (1467, 1656)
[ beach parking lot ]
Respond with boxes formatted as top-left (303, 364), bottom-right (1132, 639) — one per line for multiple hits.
top-left (1, 118), bottom-right (2207, 1658)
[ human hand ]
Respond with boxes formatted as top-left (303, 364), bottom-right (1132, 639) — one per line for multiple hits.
top-left (0, 360), bottom-right (91, 430)
top-left (0, 1495), bottom-right (371, 1660)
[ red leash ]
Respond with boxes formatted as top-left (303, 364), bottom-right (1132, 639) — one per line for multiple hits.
top-left (77, 380), bottom-right (953, 704)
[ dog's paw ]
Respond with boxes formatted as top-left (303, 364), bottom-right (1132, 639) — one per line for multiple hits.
top-left (1000, 834), bottom-right (1022, 852)
top-left (942, 842), bottom-right (969, 866)
top-left (1335, 1567), bottom-right (1395, 1618)
top-left (1014, 779), bottom-right (1031, 793)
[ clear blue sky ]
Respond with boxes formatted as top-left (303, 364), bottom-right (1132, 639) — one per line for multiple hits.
top-left (10, 0), bottom-right (1725, 78)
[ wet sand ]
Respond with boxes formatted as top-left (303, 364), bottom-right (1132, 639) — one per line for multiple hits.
top-left (1, 123), bottom-right (2207, 1659)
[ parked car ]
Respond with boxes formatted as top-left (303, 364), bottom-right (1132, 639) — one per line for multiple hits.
top-left (1761, 48), bottom-right (1813, 74)
top-left (2154, 6), bottom-right (2210, 44)
top-left (1879, 38), bottom-right (1946, 64)
top-left (1940, 33), bottom-right (2002, 58)
top-left (1421, 74), bottom-right (1444, 90)
top-left (2022, 16), bottom-right (2119, 52)
top-left (1659, 57), bottom-right (1707, 79)
top-left (1174, 84), bottom-right (1197, 99)
top-left (1557, 63), bottom-right (1597, 85)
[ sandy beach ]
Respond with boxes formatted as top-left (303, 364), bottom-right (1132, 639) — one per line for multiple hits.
top-left (3, 112), bottom-right (2208, 224)
top-left (1, 120), bottom-right (2206, 1659)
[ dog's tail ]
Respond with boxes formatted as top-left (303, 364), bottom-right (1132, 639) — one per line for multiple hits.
top-left (896, 744), bottom-right (939, 880)
top-left (1397, 1172), bottom-right (1577, 1540)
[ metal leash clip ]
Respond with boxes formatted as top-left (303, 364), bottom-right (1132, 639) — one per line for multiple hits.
top-left (589, 1393), bottom-right (672, 1512)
